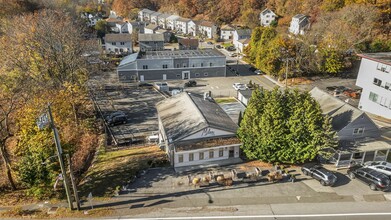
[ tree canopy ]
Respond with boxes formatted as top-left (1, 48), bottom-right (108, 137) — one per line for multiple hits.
top-left (238, 87), bottom-right (337, 164)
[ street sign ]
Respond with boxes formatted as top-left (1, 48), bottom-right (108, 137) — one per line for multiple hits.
top-left (36, 113), bottom-right (49, 130)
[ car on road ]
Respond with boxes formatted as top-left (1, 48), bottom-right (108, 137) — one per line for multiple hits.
top-left (347, 165), bottom-right (390, 191)
top-left (184, 80), bottom-right (197, 87)
top-left (233, 83), bottom-right (246, 91)
top-left (254, 70), bottom-right (262, 75)
top-left (226, 46), bottom-right (236, 51)
top-left (106, 111), bottom-right (127, 126)
top-left (301, 164), bottom-right (337, 186)
top-left (364, 161), bottom-right (391, 178)
top-left (215, 45), bottom-right (222, 49)
top-left (230, 53), bottom-right (238, 57)
top-left (207, 41), bottom-right (214, 45)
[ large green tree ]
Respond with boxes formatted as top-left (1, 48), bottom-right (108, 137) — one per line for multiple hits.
top-left (238, 87), bottom-right (337, 164)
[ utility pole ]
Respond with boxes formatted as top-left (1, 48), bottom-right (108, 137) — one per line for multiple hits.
top-left (47, 105), bottom-right (74, 210)
top-left (66, 154), bottom-right (80, 211)
top-left (285, 58), bottom-right (288, 89)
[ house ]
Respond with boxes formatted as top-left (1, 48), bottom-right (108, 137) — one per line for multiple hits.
top-left (138, 33), bottom-right (165, 52)
top-left (175, 17), bottom-right (191, 34)
top-left (158, 13), bottom-right (171, 29)
top-left (156, 92), bottom-right (242, 170)
top-left (138, 9), bottom-right (155, 22)
top-left (150, 11), bottom-right (162, 24)
top-left (117, 49), bottom-right (226, 82)
top-left (178, 38), bottom-right (199, 50)
top-left (104, 34), bottom-right (132, 54)
top-left (155, 29), bottom-right (172, 43)
top-left (355, 53), bottom-right (391, 119)
top-left (129, 21), bottom-right (146, 34)
top-left (237, 89), bottom-right (253, 106)
top-left (289, 14), bottom-right (310, 35)
top-left (233, 29), bottom-right (252, 53)
top-left (198, 21), bottom-right (217, 39)
top-left (187, 20), bottom-right (198, 37)
top-left (166, 15), bottom-right (180, 30)
top-left (259, 9), bottom-right (276, 27)
top-left (220, 24), bottom-right (235, 40)
top-left (310, 87), bottom-right (380, 141)
top-left (83, 13), bottom-right (103, 27)
top-left (106, 17), bottom-right (123, 28)
top-left (115, 21), bottom-right (132, 33)
top-left (144, 24), bottom-right (159, 34)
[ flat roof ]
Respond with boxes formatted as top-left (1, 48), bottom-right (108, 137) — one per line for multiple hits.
top-left (358, 53), bottom-right (391, 66)
top-left (140, 49), bottom-right (226, 60)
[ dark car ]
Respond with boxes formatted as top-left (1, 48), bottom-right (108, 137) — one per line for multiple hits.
top-left (215, 45), bottom-right (222, 49)
top-left (226, 46), bottom-right (236, 51)
top-left (105, 111), bottom-right (127, 126)
top-left (301, 164), bottom-right (337, 186)
top-left (184, 80), bottom-right (197, 87)
top-left (347, 165), bottom-right (390, 191)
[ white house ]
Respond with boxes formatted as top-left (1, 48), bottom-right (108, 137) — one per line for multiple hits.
top-left (220, 24), bottom-right (235, 40)
top-left (104, 34), bottom-right (132, 54)
top-left (115, 21), bottom-right (132, 33)
top-left (289, 14), bottom-right (310, 35)
top-left (233, 29), bottom-right (252, 53)
top-left (158, 13), bottom-right (171, 29)
top-left (144, 24), bottom-right (159, 34)
top-left (175, 17), bottom-right (191, 34)
top-left (355, 53), bottom-right (391, 119)
top-left (198, 20), bottom-right (217, 39)
top-left (260, 9), bottom-right (276, 27)
top-left (187, 20), bottom-right (197, 37)
top-left (138, 8), bottom-right (155, 22)
top-left (237, 90), bottom-right (253, 106)
top-left (156, 92), bottom-right (242, 170)
top-left (166, 15), bottom-right (180, 30)
top-left (150, 12), bottom-right (162, 24)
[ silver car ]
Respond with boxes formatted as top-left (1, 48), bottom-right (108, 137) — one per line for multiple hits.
top-left (364, 161), bottom-right (391, 178)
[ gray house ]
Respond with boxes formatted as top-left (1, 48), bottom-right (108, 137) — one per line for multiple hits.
top-left (310, 87), bottom-right (380, 141)
top-left (117, 49), bottom-right (226, 82)
top-left (156, 92), bottom-right (242, 170)
top-left (138, 33), bottom-right (165, 52)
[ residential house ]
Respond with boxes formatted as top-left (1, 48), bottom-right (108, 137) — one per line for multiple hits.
top-left (138, 8), bottom-right (155, 22)
top-left (106, 17), bottom-right (123, 29)
top-left (117, 49), bottom-right (226, 82)
top-left (178, 38), bottom-right (199, 50)
top-left (129, 21), bottom-right (146, 34)
top-left (355, 53), bottom-right (391, 119)
top-left (198, 21), bottom-right (217, 39)
top-left (156, 92), bottom-right (242, 170)
top-left (237, 89), bottom-right (253, 106)
top-left (233, 29), bottom-right (252, 53)
top-left (220, 24), bottom-right (235, 40)
top-left (104, 33), bottom-right (132, 54)
top-left (144, 24), bottom-right (159, 34)
top-left (115, 21), bottom-right (132, 33)
top-left (259, 9), bottom-right (277, 27)
top-left (150, 12), bottom-right (162, 24)
top-left (155, 29), bottom-right (172, 43)
top-left (158, 13), bottom-right (171, 29)
top-left (187, 20), bottom-right (198, 37)
top-left (138, 33), bottom-right (165, 52)
top-left (166, 15), bottom-right (180, 30)
top-left (175, 17), bottom-right (191, 34)
top-left (289, 14), bottom-right (310, 35)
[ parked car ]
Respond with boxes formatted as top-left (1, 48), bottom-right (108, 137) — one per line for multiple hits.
top-left (106, 111), bottom-right (127, 126)
top-left (207, 41), bottom-right (214, 45)
top-left (364, 161), bottom-right (391, 178)
top-left (226, 46), bottom-right (236, 51)
top-left (138, 82), bottom-right (153, 87)
top-left (233, 83), bottom-right (246, 91)
top-left (230, 53), bottom-right (238, 57)
top-left (184, 80), bottom-right (197, 87)
top-left (301, 164), bottom-right (337, 186)
top-left (254, 70), bottom-right (262, 75)
top-left (347, 165), bottom-right (390, 191)
top-left (215, 45), bottom-right (222, 49)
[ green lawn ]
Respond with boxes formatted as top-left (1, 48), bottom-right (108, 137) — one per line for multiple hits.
top-left (215, 97), bottom-right (237, 104)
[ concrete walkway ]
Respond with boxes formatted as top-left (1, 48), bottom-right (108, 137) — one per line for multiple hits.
top-left (174, 158), bottom-right (243, 173)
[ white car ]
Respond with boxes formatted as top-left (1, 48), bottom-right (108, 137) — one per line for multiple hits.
top-left (233, 83), bottom-right (246, 91)
top-left (364, 161), bottom-right (391, 177)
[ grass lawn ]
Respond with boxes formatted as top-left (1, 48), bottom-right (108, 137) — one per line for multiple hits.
top-left (215, 97), bottom-right (237, 104)
top-left (79, 146), bottom-right (168, 197)
top-left (222, 43), bottom-right (234, 48)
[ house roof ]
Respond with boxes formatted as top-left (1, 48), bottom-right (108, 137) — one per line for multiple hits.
top-left (199, 20), bottom-right (215, 27)
top-left (167, 15), bottom-right (180, 20)
top-left (358, 53), bottom-right (391, 66)
top-left (293, 14), bottom-right (309, 24)
top-left (221, 24), bottom-right (235, 31)
top-left (140, 9), bottom-right (155, 14)
top-left (238, 89), bottom-right (253, 100)
top-left (118, 52), bottom-right (139, 67)
top-left (235, 29), bottom-right (252, 36)
top-left (310, 87), bottom-right (365, 131)
top-left (151, 12), bottom-right (162, 17)
top-left (159, 13), bottom-right (171, 19)
top-left (106, 17), bottom-right (122, 23)
top-left (238, 38), bottom-right (251, 44)
top-left (261, 8), bottom-right (276, 16)
top-left (156, 92), bottom-right (238, 143)
top-left (145, 24), bottom-right (159, 30)
top-left (105, 34), bottom-right (131, 43)
top-left (138, 33), bottom-right (164, 42)
top-left (178, 38), bottom-right (199, 48)
top-left (139, 49), bottom-right (225, 60)
top-left (176, 17), bottom-right (191, 23)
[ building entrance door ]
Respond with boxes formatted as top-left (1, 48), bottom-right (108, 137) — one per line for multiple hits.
top-left (182, 71), bottom-right (190, 79)
top-left (140, 75), bottom-right (144, 81)
top-left (163, 74), bottom-right (167, 80)
top-left (229, 147), bottom-right (234, 158)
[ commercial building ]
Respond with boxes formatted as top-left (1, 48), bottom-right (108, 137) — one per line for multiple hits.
top-left (117, 49), bottom-right (226, 82)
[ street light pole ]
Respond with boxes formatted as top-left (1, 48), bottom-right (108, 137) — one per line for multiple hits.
top-left (285, 59), bottom-right (288, 89)
top-left (47, 104), bottom-right (74, 210)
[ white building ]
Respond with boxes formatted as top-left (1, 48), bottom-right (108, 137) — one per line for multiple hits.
top-left (115, 21), bottom-right (132, 33)
top-left (260, 9), bottom-right (276, 27)
top-left (144, 24), bottom-right (159, 34)
top-left (198, 21), bottom-right (217, 39)
top-left (175, 17), bottom-right (191, 34)
top-left (187, 20), bottom-right (198, 37)
top-left (158, 13), bottom-right (171, 29)
top-left (289, 14), bottom-right (310, 35)
top-left (220, 24), bottom-right (235, 40)
top-left (233, 29), bottom-right (252, 53)
top-left (104, 34), bottom-right (132, 54)
top-left (156, 92), bottom-right (242, 170)
top-left (138, 8), bottom-right (155, 22)
top-left (356, 53), bottom-right (391, 119)
top-left (150, 12), bottom-right (162, 24)
top-left (166, 15), bottom-right (180, 30)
